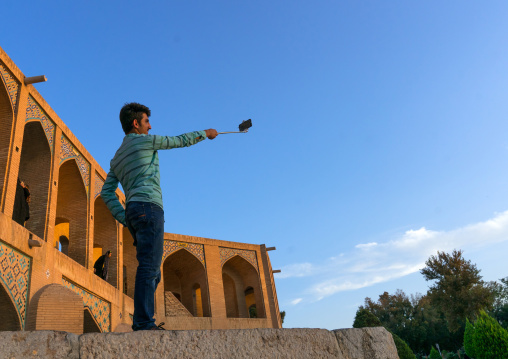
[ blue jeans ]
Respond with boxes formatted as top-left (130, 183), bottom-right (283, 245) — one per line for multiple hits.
top-left (125, 201), bottom-right (164, 331)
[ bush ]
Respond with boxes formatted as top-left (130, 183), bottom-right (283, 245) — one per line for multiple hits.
top-left (392, 332), bottom-right (416, 359)
top-left (464, 310), bottom-right (508, 359)
top-left (464, 319), bottom-right (477, 358)
top-left (352, 308), bottom-right (382, 328)
top-left (428, 346), bottom-right (441, 359)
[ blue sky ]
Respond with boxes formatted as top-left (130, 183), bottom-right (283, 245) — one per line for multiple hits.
top-left (3, 1), bottom-right (508, 329)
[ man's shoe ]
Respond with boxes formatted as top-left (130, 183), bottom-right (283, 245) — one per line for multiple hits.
top-left (149, 322), bottom-right (166, 330)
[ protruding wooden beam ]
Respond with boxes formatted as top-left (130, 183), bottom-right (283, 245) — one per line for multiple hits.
top-left (272, 269), bottom-right (281, 273)
top-left (24, 75), bottom-right (47, 85)
top-left (266, 246), bottom-right (276, 251)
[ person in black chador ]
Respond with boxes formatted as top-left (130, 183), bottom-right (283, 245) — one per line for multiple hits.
top-left (93, 250), bottom-right (112, 281)
top-left (12, 178), bottom-right (30, 226)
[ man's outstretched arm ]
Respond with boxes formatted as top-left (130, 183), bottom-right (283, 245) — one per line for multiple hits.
top-left (101, 169), bottom-right (126, 226)
top-left (151, 129), bottom-right (218, 150)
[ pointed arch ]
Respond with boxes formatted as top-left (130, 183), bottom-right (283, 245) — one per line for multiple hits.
top-left (55, 159), bottom-right (88, 266)
top-left (0, 280), bottom-right (22, 331)
top-left (163, 248), bottom-right (210, 317)
top-left (222, 255), bottom-right (265, 318)
top-left (93, 195), bottom-right (118, 288)
top-left (17, 121), bottom-right (52, 239)
top-left (0, 69), bottom-right (14, 208)
top-left (83, 307), bottom-right (102, 333)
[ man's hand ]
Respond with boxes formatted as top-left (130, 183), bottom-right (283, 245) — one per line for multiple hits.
top-left (205, 129), bottom-right (218, 139)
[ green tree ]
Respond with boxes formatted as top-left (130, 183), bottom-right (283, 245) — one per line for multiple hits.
top-left (471, 311), bottom-right (508, 359)
top-left (360, 290), bottom-right (455, 354)
top-left (428, 346), bottom-right (441, 359)
top-left (352, 308), bottom-right (382, 328)
top-left (280, 310), bottom-right (286, 325)
top-left (463, 319), bottom-right (477, 359)
top-left (420, 250), bottom-right (496, 333)
top-left (490, 277), bottom-right (508, 329)
top-left (392, 332), bottom-right (416, 359)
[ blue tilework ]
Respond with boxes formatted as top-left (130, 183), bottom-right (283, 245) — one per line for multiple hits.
top-left (62, 278), bottom-right (111, 332)
top-left (163, 240), bottom-right (205, 267)
top-left (0, 241), bottom-right (31, 329)
top-left (25, 95), bottom-right (56, 153)
top-left (219, 247), bottom-right (258, 272)
top-left (0, 62), bottom-right (19, 113)
top-left (59, 135), bottom-right (90, 196)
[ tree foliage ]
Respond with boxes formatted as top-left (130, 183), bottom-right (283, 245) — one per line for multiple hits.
top-left (392, 332), bottom-right (416, 359)
top-left (489, 277), bottom-right (508, 329)
top-left (420, 249), bottom-right (496, 332)
top-left (466, 310), bottom-right (508, 359)
top-left (463, 319), bottom-right (477, 359)
top-left (360, 290), bottom-right (456, 354)
top-left (352, 308), bottom-right (382, 328)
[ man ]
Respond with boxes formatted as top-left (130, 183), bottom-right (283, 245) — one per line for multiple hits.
top-left (101, 102), bottom-right (217, 331)
top-left (93, 250), bottom-right (112, 281)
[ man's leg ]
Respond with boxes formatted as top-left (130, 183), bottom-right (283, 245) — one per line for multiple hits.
top-left (125, 202), bottom-right (164, 331)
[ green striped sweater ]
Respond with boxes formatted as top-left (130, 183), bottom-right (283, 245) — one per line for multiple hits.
top-left (101, 131), bottom-right (207, 225)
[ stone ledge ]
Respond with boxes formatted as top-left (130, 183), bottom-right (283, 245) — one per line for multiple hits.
top-left (0, 327), bottom-right (399, 359)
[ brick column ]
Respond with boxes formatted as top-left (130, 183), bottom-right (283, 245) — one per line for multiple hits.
top-left (204, 244), bottom-right (226, 318)
top-left (259, 245), bottom-right (282, 328)
top-left (45, 126), bottom-right (62, 246)
top-left (88, 165), bottom-right (96, 271)
top-left (2, 84), bottom-right (28, 218)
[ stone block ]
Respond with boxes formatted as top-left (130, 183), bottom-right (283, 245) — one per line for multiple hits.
top-left (79, 328), bottom-right (341, 359)
top-left (0, 331), bottom-right (79, 359)
top-left (333, 327), bottom-right (399, 359)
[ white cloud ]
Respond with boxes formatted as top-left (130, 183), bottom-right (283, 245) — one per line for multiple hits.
top-left (277, 262), bottom-right (315, 279)
top-left (355, 242), bottom-right (378, 249)
top-left (290, 298), bottom-right (303, 305)
top-left (279, 211), bottom-right (508, 301)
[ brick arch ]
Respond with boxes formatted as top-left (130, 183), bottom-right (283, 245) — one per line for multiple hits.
top-left (0, 280), bottom-right (22, 331)
top-left (17, 121), bottom-right (52, 240)
top-left (163, 248), bottom-right (210, 317)
top-left (222, 255), bottom-right (265, 318)
top-left (55, 159), bottom-right (88, 266)
top-left (25, 284), bottom-right (84, 334)
top-left (83, 307), bottom-right (101, 333)
top-left (0, 71), bottom-right (14, 208)
top-left (93, 196), bottom-right (118, 288)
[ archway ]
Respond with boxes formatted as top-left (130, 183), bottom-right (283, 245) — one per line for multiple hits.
top-left (163, 249), bottom-right (210, 317)
top-left (17, 121), bottom-right (52, 239)
top-left (222, 255), bottom-right (265, 318)
top-left (83, 308), bottom-right (101, 333)
top-left (0, 281), bottom-right (21, 331)
top-left (0, 70), bottom-right (14, 208)
top-left (55, 160), bottom-right (88, 266)
top-left (93, 196), bottom-right (118, 288)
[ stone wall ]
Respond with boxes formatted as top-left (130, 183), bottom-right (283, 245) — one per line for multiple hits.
top-left (0, 327), bottom-right (399, 359)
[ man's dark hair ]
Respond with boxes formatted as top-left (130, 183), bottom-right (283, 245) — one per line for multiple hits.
top-left (119, 102), bottom-right (151, 134)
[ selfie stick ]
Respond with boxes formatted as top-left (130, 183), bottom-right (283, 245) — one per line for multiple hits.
top-left (218, 119), bottom-right (252, 134)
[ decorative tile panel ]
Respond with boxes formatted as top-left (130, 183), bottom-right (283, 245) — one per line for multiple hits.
top-left (94, 172), bottom-right (104, 200)
top-left (0, 241), bottom-right (31, 329)
top-left (25, 95), bottom-right (56, 153)
top-left (59, 135), bottom-right (90, 196)
top-left (220, 247), bottom-right (258, 272)
top-left (0, 62), bottom-right (19, 113)
top-left (62, 278), bottom-right (111, 332)
top-left (163, 240), bottom-right (205, 267)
